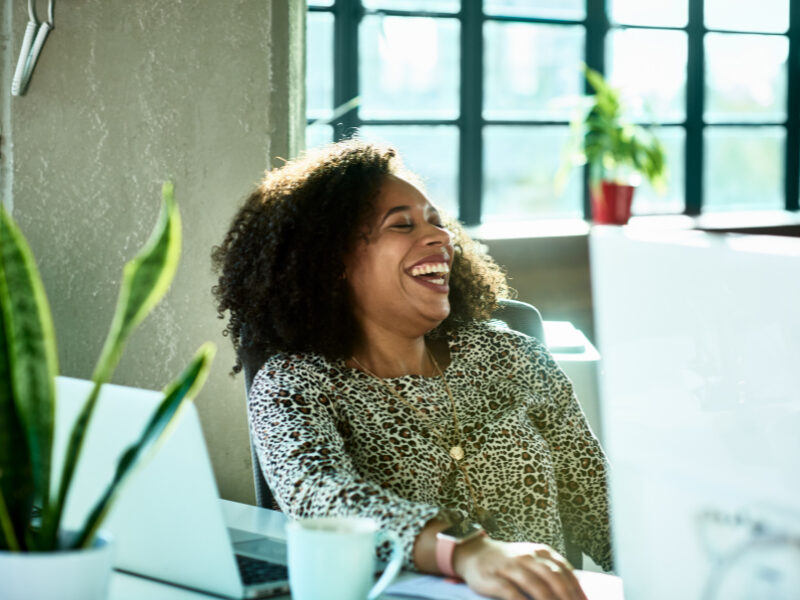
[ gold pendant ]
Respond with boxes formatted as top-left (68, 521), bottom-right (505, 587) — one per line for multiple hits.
top-left (449, 445), bottom-right (464, 461)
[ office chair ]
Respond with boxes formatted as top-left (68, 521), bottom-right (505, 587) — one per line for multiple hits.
top-left (239, 299), bottom-right (584, 568)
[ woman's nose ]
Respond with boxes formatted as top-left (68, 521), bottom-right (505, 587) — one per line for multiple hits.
top-left (424, 223), bottom-right (452, 246)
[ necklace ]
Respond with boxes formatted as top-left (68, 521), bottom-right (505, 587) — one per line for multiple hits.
top-left (427, 351), bottom-right (466, 461)
top-left (351, 348), bottom-right (497, 532)
top-left (351, 349), bottom-right (464, 461)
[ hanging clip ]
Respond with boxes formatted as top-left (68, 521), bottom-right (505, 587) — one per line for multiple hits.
top-left (11, 0), bottom-right (56, 97)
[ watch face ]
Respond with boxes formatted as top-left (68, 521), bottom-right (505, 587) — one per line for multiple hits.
top-left (441, 521), bottom-right (483, 542)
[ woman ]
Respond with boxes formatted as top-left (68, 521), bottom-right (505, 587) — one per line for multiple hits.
top-left (212, 139), bottom-right (612, 600)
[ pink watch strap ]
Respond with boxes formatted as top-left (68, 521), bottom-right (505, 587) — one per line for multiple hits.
top-left (435, 534), bottom-right (458, 578)
top-left (436, 537), bottom-right (458, 577)
top-left (436, 529), bottom-right (486, 578)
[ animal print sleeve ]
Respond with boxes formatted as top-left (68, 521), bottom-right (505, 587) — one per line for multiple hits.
top-left (520, 337), bottom-right (614, 571)
top-left (248, 356), bottom-right (442, 569)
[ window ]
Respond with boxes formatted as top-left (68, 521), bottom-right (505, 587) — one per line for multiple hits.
top-left (307, 0), bottom-right (800, 225)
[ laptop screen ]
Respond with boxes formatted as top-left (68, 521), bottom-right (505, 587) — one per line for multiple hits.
top-left (53, 376), bottom-right (243, 597)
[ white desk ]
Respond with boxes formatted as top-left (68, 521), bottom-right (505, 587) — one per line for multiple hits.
top-left (109, 501), bottom-right (623, 600)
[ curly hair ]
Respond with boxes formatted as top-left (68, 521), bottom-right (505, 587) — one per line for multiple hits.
top-left (211, 139), bottom-right (510, 374)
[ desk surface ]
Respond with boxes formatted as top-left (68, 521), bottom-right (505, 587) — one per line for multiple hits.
top-left (109, 500), bottom-right (623, 600)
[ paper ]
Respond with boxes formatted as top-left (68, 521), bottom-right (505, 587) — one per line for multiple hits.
top-left (386, 575), bottom-right (488, 600)
top-left (385, 570), bottom-right (624, 600)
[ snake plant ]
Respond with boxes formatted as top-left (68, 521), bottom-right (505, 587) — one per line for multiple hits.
top-left (0, 182), bottom-right (215, 552)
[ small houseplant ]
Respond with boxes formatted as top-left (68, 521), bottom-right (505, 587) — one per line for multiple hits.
top-left (563, 66), bottom-right (667, 224)
top-left (0, 182), bottom-right (215, 598)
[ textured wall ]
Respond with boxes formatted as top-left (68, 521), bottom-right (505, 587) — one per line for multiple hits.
top-left (2, 0), bottom-right (305, 503)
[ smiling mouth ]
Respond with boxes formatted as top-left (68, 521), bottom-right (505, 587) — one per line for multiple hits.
top-left (409, 262), bottom-right (450, 286)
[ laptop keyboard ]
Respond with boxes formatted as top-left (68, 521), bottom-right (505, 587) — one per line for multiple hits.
top-left (235, 554), bottom-right (289, 586)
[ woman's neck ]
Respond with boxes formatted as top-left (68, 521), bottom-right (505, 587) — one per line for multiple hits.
top-left (350, 329), bottom-right (432, 378)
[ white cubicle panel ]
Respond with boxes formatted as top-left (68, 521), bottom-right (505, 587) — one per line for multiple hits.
top-left (591, 227), bottom-right (800, 600)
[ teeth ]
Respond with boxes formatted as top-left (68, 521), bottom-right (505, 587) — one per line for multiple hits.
top-left (429, 278), bottom-right (445, 285)
top-left (410, 263), bottom-right (450, 277)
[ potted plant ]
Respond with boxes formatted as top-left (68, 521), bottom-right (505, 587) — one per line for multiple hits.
top-left (562, 66), bottom-right (668, 224)
top-left (0, 182), bottom-right (215, 599)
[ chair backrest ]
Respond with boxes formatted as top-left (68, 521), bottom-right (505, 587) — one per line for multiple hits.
top-left (490, 298), bottom-right (545, 342)
top-left (240, 328), bottom-right (281, 510)
top-left (239, 300), bottom-right (582, 567)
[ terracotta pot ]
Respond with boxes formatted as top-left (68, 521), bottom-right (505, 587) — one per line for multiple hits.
top-left (0, 531), bottom-right (113, 600)
top-left (590, 180), bottom-right (636, 224)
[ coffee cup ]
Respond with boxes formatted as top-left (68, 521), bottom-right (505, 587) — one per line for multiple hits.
top-left (286, 516), bottom-right (403, 600)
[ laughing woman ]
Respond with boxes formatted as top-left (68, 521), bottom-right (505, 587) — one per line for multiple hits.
top-left (212, 139), bottom-right (612, 600)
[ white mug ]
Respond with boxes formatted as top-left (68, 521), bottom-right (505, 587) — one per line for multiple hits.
top-left (286, 516), bottom-right (404, 600)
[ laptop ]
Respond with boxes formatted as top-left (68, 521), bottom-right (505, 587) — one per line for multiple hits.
top-left (53, 376), bottom-right (290, 599)
top-left (590, 227), bottom-right (800, 600)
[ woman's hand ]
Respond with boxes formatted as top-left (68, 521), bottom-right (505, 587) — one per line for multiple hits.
top-left (453, 536), bottom-right (588, 600)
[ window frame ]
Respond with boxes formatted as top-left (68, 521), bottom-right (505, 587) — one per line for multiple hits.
top-left (308, 0), bottom-right (800, 224)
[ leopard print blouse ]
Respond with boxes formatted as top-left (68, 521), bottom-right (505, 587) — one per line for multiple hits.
top-left (248, 320), bottom-right (613, 571)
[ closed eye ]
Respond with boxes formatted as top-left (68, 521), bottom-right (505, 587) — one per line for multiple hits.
top-left (387, 218), bottom-right (447, 231)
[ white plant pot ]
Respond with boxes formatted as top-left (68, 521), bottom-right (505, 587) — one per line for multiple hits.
top-left (0, 530), bottom-right (113, 600)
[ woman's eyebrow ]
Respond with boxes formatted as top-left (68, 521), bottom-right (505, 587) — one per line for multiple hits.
top-left (380, 205), bottom-right (411, 224)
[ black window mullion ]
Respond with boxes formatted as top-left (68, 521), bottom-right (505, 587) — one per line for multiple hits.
top-left (786, 0), bottom-right (800, 211)
top-left (334, 0), bottom-right (361, 141)
top-left (685, 0), bottom-right (705, 215)
top-left (584, 0), bottom-right (607, 87)
top-left (459, 2), bottom-right (483, 225)
top-left (584, 0), bottom-right (609, 219)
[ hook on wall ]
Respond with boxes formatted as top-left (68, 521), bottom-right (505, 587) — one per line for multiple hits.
top-left (11, 0), bottom-right (56, 97)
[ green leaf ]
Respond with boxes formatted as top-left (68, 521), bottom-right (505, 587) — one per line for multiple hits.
top-left (94, 182), bottom-right (182, 383)
top-left (0, 293), bottom-right (28, 552)
top-left (44, 182), bottom-right (182, 547)
top-left (584, 66), bottom-right (608, 96)
top-left (0, 206), bottom-right (58, 551)
top-left (0, 488), bottom-right (20, 551)
top-left (72, 342), bottom-right (215, 549)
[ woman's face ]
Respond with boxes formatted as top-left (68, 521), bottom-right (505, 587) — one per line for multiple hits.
top-left (344, 175), bottom-right (454, 339)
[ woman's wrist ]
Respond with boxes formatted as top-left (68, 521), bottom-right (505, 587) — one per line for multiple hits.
top-left (452, 533), bottom-right (491, 578)
top-left (412, 515), bottom-right (453, 574)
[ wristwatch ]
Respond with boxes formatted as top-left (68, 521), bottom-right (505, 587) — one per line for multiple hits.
top-left (435, 521), bottom-right (486, 578)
